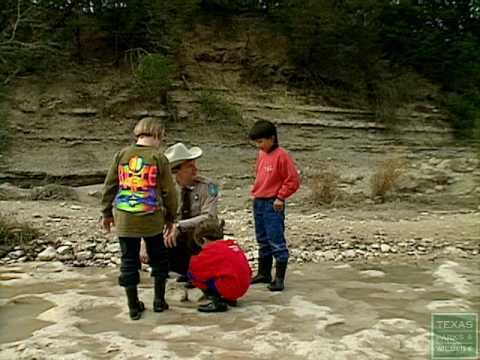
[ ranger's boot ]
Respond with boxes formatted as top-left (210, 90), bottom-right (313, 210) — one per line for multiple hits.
top-left (125, 286), bottom-right (145, 320)
top-left (268, 261), bottom-right (287, 292)
top-left (153, 277), bottom-right (169, 312)
top-left (251, 256), bottom-right (273, 284)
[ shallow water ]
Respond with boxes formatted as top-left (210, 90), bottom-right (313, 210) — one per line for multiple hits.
top-left (0, 260), bottom-right (478, 359)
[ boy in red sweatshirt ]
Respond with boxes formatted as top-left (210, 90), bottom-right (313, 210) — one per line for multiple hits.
top-left (188, 221), bottom-right (252, 312)
top-left (249, 120), bottom-right (300, 291)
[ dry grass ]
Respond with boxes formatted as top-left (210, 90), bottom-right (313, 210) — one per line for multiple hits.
top-left (310, 162), bottom-right (338, 205)
top-left (29, 184), bottom-right (78, 201)
top-left (0, 213), bottom-right (39, 248)
top-left (0, 183), bottom-right (29, 200)
top-left (0, 187), bottom-right (10, 200)
top-left (370, 158), bottom-right (406, 200)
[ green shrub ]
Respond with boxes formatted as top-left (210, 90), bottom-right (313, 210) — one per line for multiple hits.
top-left (368, 71), bottom-right (427, 121)
top-left (0, 87), bottom-right (8, 154)
top-left (149, 0), bottom-right (201, 50)
top-left (0, 115), bottom-right (7, 153)
top-left (446, 94), bottom-right (480, 139)
top-left (135, 53), bottom-right (176, 102)
top-left (200, 0), bottom-right (263, 12)
top-left (198, 91), bottom-right (242, 124)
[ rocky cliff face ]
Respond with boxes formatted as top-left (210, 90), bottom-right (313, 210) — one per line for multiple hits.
top-left (2, 72), bottom-right (479, 200)
top-left (1, 40), bottom-right (479, 269)
top-left (1, 18), bottom-right (478, 208)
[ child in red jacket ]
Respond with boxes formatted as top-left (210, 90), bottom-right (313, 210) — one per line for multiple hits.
top-left (249, 120), bottom-right (300, 291)
top-left (188, 221), bottom-right (252, 312)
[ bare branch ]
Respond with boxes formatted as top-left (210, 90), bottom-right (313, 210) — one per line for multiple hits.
top-left (0, 40), bottom-right (62, 55)
top-left (4, 68), bottom-right (20, 85)
top-left (9, 0), bottom-right (22, 42)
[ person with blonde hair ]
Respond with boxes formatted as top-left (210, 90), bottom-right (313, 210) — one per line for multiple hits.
top-left (101, 117), bottom-right (177, 320)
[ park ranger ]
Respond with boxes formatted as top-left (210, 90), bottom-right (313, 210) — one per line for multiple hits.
top-left (165, 142), bottom-right (222, 282)
top-left (141, 142), bottom-right (222, 283)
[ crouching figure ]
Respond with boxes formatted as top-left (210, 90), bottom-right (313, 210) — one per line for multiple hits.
top-left (188, 221), bottom-right (252, 312)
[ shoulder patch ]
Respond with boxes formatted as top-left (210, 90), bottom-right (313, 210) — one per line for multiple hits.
top-left (208, 183), bottom-right (219, 196)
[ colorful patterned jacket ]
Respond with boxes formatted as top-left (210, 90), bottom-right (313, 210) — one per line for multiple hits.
top-left (101, 144), bottom-right (177, 237)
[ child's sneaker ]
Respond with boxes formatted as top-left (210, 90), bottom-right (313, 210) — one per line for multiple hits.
top-left (197, 297), bottom-right (228, 312)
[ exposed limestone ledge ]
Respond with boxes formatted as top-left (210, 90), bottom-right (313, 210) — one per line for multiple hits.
top-left (253, 115), bottom-right (451, 133)
top-left (58, 108), bottom-right (98, 116)
top-left (0, 171), bottom-right (107, 187)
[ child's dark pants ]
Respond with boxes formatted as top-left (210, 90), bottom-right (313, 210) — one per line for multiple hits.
top-left (118, 233), bottom-right (169, 287)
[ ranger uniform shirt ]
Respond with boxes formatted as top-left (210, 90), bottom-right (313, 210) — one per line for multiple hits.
top-left (177, 175), bottom-right (219, 232)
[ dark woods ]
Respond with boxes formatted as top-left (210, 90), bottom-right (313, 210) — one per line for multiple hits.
top-left (1, 0), bottom-right (479, 136)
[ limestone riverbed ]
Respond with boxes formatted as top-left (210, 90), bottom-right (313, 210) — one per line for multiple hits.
top-left (1, 259), bottom-right (479, 360)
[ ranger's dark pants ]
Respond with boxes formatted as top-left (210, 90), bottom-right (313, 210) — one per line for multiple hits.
top-left (118, 233), bottom-right (168, 287)
top-left (167, 230), bottom-right (201, 276)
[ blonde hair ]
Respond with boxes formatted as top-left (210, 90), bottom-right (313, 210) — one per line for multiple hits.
top-left (133, 117), bottom-right (164, 139)
top-left (193, 220), bottom-right (224, 247)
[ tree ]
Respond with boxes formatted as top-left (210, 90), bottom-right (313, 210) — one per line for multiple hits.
top-left (379, 0), bottom-right (480, 136)
top-left (0, 0), bottom-right (64, 83)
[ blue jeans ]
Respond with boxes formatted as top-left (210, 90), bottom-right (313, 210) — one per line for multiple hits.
top-left (253, 198), bottom-right (289, 262)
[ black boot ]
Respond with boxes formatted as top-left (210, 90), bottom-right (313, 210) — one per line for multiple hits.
top-left (251, 256), bottom-right (273, 284)
top-left (153, 277), bottom-right (169, 312)
top-left (125, 286), bottom-right (145, 320)
top-left (223, 298), bottom-right (237, 307)
top-left (268, 261), bottom-right (287, 292)
top-left (198, 296), bottom-right (228, 313)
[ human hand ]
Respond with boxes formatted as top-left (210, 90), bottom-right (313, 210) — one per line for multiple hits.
top-left (164, 222), bottom-right (175, 237)
top-left (139, 239), bottom-right (149, 264)
top-left (164, 223), bottom-right (177, 248)
top-left (102, 217), bottom-right (114, 233)
top-left (273, 198), bottom-right (284, 212)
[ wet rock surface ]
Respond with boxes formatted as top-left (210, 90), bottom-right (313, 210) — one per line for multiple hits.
top-left (0, 260), bottom-right (478, 359)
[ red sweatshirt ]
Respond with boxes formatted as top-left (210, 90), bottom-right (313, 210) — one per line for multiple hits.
top-left (189, 240), bottom-right (252, 301)
top-left (251, 147), bottom-right (300, 200)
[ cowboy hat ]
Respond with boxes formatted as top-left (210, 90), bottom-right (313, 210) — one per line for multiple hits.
top-left (164, 142), bottom-right (203, 169)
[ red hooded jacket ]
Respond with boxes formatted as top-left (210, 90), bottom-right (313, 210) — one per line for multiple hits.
top-left (189, 240), bottom-right (252, 301)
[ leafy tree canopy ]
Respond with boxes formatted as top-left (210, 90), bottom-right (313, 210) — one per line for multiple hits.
top-left (0, 0), bottom-right (479, 136)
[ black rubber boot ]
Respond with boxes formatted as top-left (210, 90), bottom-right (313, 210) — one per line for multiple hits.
top-left (153, 277), bottom-right (169, 312)
top-left (125, 286), bottom-right (145, 320)
top-left (268, 261), bottom-right (287, 292)
top-left (198, 296), bottom-right (228, 313)
top-left (251, 256), bottom-right (273, 284)
top-left (223, 298), bottom-right (237, 307)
